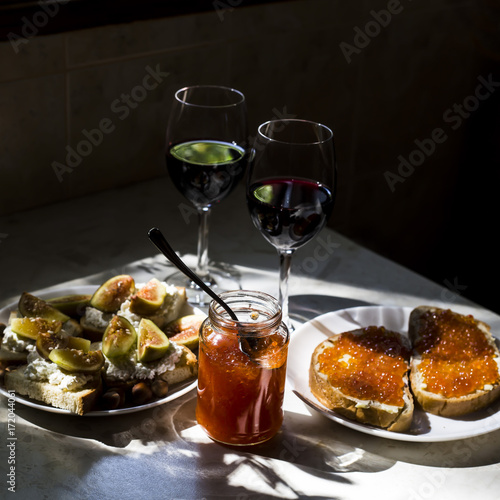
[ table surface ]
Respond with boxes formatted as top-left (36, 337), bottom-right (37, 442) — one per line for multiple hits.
top-left (1, 179), bottom-right (499, 500)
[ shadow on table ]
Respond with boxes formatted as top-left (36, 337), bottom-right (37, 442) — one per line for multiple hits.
top-left (13, 389), bottom-right (199, 447)
top-left (13, 394), bottom-right (355, 499)
top-left (289, 396), bottom-right (500, 469)
top-left (12, 382), bottom-right (500, 500)
top-left (238, 409), bottom-right (395, 473)
top-left (15, 376), bottom-right (500, 473)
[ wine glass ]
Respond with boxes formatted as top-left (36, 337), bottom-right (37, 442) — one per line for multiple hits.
top-left (246, 119), bottom-right (337, 329)
top-left (165, 85), bottom-right (248, 305)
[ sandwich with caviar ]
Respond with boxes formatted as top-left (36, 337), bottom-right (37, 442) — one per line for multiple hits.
top-left (409, 306), bottom-right (500, 417)
top-left (309, 326), bottom-right (414, 432)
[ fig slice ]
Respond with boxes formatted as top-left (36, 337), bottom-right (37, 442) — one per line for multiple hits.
top-left (129, 278), bottom-right (167, 316)
top-left (36, 332), bottom-right (69, 359)
top-left (163, 314), bottom-right (204, 350)
top-left (48, 348), bottom-right (104, 373)
top-left (36, 332), bottom-right (91, 359)
top-left (47, 294), bottom-right (91, 317)
top-left (67, 336), bottom-right (91, 352)
top-left (102, 315), bottom-right (137, 358)
top-left (10, 317), bottom-right (62, 340)
top-left (137, 318), bottom-right (170, 363)
top-left (90, 275), bottom-right (136, 313)
top-left (18, 292), bottom-right (70, 323)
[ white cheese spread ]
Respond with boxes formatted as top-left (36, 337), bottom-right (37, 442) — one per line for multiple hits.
top-left (82, 307), bottom-right (113, 331)
top-left (118, 282), bottom-right (183, 329)
top-left (354, 400), bottom-right (400, 414)
top-left (24, 349), bottom-right (94, 391)
top-left (1, 326), bottom-right (33, 352)
top-left (103, 342), bottom-right (183, 382)
top-left (83, 282), bottom-right (183, 330)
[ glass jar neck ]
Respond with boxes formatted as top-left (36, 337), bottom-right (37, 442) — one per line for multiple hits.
top-left (208, 290), bottom-right (282, 335)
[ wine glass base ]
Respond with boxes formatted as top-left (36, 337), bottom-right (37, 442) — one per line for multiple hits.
top-left (280, 314), bottom-right (301, 333)
top-left (164, 263), bottom-right (241, 309)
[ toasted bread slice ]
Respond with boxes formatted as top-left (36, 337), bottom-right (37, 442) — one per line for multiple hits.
top-left (157, 344), bottom-right (198, 384)
top-left (409, 306), bottom-right (500, 417)
top-left (309, 326), bottom-right (413, 432)
top-left (5, 366), bottom-right (102, 415)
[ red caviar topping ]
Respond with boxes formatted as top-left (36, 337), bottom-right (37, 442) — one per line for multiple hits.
top-left (414, 309), bottom-right (499, 398)
top-left (317, 327), bottom-right (410, 407)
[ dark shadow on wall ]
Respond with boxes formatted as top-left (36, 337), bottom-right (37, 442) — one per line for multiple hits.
top-left (328, 0), bottom-right (500, 316)
top-left (338, 65), bottom-right (500, 315)
top-left (420, 67), bottom-right (500, 315)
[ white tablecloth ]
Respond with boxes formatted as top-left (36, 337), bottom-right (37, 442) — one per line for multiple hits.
top-left (1, 178), bottom-right (499, 499)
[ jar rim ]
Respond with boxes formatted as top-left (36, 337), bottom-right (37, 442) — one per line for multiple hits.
top-left (208, 290), bottom-right (283, 333)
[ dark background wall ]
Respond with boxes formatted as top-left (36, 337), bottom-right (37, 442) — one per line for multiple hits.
top-left (0, 0), bottom-right (499, 313)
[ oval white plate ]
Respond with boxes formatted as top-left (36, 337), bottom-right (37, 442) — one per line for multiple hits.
top-left (287, 305), bottom-right (500, 442)
top-left (0, 285), bottom-right (200, 417)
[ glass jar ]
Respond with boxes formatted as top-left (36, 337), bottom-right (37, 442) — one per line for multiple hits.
top-left (196, 290), bottom-right (290, 446)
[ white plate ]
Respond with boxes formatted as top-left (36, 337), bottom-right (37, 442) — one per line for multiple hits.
top-left (287, 306), bottom-right (500, 442)
top-left (0, 285), bottom-right (200, 417)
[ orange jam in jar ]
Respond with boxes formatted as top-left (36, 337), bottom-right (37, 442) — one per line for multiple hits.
top-left (196, 291), bottom-right (289, 446)
top-left (414, 309), bottom-right (499, 398)
top-left (317, 327), bottom-right (411, 407)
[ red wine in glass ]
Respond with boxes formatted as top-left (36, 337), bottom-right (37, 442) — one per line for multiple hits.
top-left (246, 119), bottom-right (336, 329)
top-left (247, 178), bottom-right (335, 251)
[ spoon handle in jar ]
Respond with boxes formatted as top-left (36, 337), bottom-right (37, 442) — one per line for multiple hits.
top-left (147, 227), bottom-right (239, 321)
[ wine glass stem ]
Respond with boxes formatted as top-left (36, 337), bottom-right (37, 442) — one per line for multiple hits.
top-left (196, 206), bottom-right (211, 279)
top-left (278, 250), bottom-right (294, 328)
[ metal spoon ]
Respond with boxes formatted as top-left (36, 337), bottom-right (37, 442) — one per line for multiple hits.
top-left (147, 227), bottom-right (258, 360)
top-left (148, 227), bottom-right (238, 319)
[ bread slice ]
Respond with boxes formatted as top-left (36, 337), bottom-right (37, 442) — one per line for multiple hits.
top-left (3, 345), bottom-right (197, 415)
top-left (157, 344), bottom-right (198, 384)
top-left (409, 306), bottom-right (500, 417)
top-left (5, 366), bottom-right (102, 415)
top-left (309, 326), bottom-right (413, 432)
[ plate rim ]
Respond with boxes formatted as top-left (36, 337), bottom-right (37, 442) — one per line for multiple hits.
top-left (0, 379), bottom-right (198, 417)
top-left (287, 305), bottom-right (500, 442)
top-left (0, 284), bottom-right (199, 417)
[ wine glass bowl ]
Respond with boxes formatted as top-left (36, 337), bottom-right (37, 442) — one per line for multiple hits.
top-left (246, 119), bottom-right (336, 328)
top-left (166, 86), bottom-right (248, 210)
top-left (164, 85), bottom-right (248, 304)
